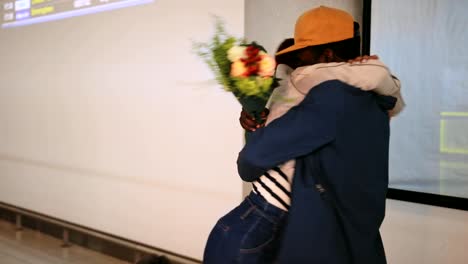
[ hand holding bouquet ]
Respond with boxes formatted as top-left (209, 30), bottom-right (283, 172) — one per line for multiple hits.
top-left (193, 18), bottom-right (279, 122)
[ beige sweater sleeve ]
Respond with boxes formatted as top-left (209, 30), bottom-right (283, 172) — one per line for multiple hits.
top-left (348, 61), bottom-right (405, 116)
top-left (292, 60), bottom-right (405, 116)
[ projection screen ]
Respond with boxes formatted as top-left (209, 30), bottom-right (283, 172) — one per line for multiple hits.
top-left (371, 0), bottom-right (468, 199)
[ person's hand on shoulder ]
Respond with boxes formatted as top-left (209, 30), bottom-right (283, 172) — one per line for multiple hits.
top-left (348, 54), bottom-right (379, 64)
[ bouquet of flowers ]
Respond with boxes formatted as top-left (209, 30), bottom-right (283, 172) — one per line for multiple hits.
top-left (193, 18), bottom-right (279, 122)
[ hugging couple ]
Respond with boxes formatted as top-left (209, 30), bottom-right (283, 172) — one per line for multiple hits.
top-left (204, 6), bottom-right (404, 264)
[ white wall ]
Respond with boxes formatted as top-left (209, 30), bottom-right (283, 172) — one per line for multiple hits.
top-left (0, 0), bottom-right (244, 260)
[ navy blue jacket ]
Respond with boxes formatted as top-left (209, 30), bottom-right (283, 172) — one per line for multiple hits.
top-left (238, 80), bottom-right (396, 264)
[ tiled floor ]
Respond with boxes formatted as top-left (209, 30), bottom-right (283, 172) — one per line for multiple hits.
top-left (0, 220), bottom-right (129, 264)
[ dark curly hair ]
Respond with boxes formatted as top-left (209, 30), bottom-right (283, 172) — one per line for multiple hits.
top-left (275, 38), bottom-right (300, 69)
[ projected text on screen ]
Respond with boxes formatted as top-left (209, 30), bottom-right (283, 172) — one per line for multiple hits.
top-left (1, 0), bottom-right (153, 28)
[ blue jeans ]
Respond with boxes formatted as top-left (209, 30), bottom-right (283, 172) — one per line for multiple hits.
top-left (203, 192), bottom-right (287, 264)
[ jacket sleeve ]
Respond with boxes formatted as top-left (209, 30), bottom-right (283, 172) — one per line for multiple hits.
top-left (237, 83), bottom-right (343, 182)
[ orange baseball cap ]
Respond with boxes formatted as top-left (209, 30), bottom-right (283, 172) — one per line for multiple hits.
top-left (276, 6), bottom-right (354, 56)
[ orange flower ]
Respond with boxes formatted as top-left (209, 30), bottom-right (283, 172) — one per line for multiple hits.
top-left (258, 55), bottom-right (276, 77)
top-left (231, 60), bottom-right (248, 77)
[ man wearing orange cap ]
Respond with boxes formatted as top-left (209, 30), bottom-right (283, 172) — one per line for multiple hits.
top-left (236, 6), bottom-right (402, 263)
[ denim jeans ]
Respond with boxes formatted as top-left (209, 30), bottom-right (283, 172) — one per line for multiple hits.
top-left (203, 192), bottom-right (288, 264)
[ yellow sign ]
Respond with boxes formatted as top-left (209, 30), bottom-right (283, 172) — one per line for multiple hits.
top-left (31, 6), bottom-right (55, 16)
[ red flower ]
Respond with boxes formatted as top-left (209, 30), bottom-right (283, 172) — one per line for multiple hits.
top-left (238, 45), bottom-right (264, 76)
top-left (246, 45), bottom-right (260, 58)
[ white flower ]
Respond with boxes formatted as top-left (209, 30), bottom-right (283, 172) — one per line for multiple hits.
top-left (227, 46), bottom-right (247, 62)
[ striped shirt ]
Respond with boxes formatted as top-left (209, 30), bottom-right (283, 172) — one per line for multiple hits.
top-left (252, 161), bottom-right (295, 211)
